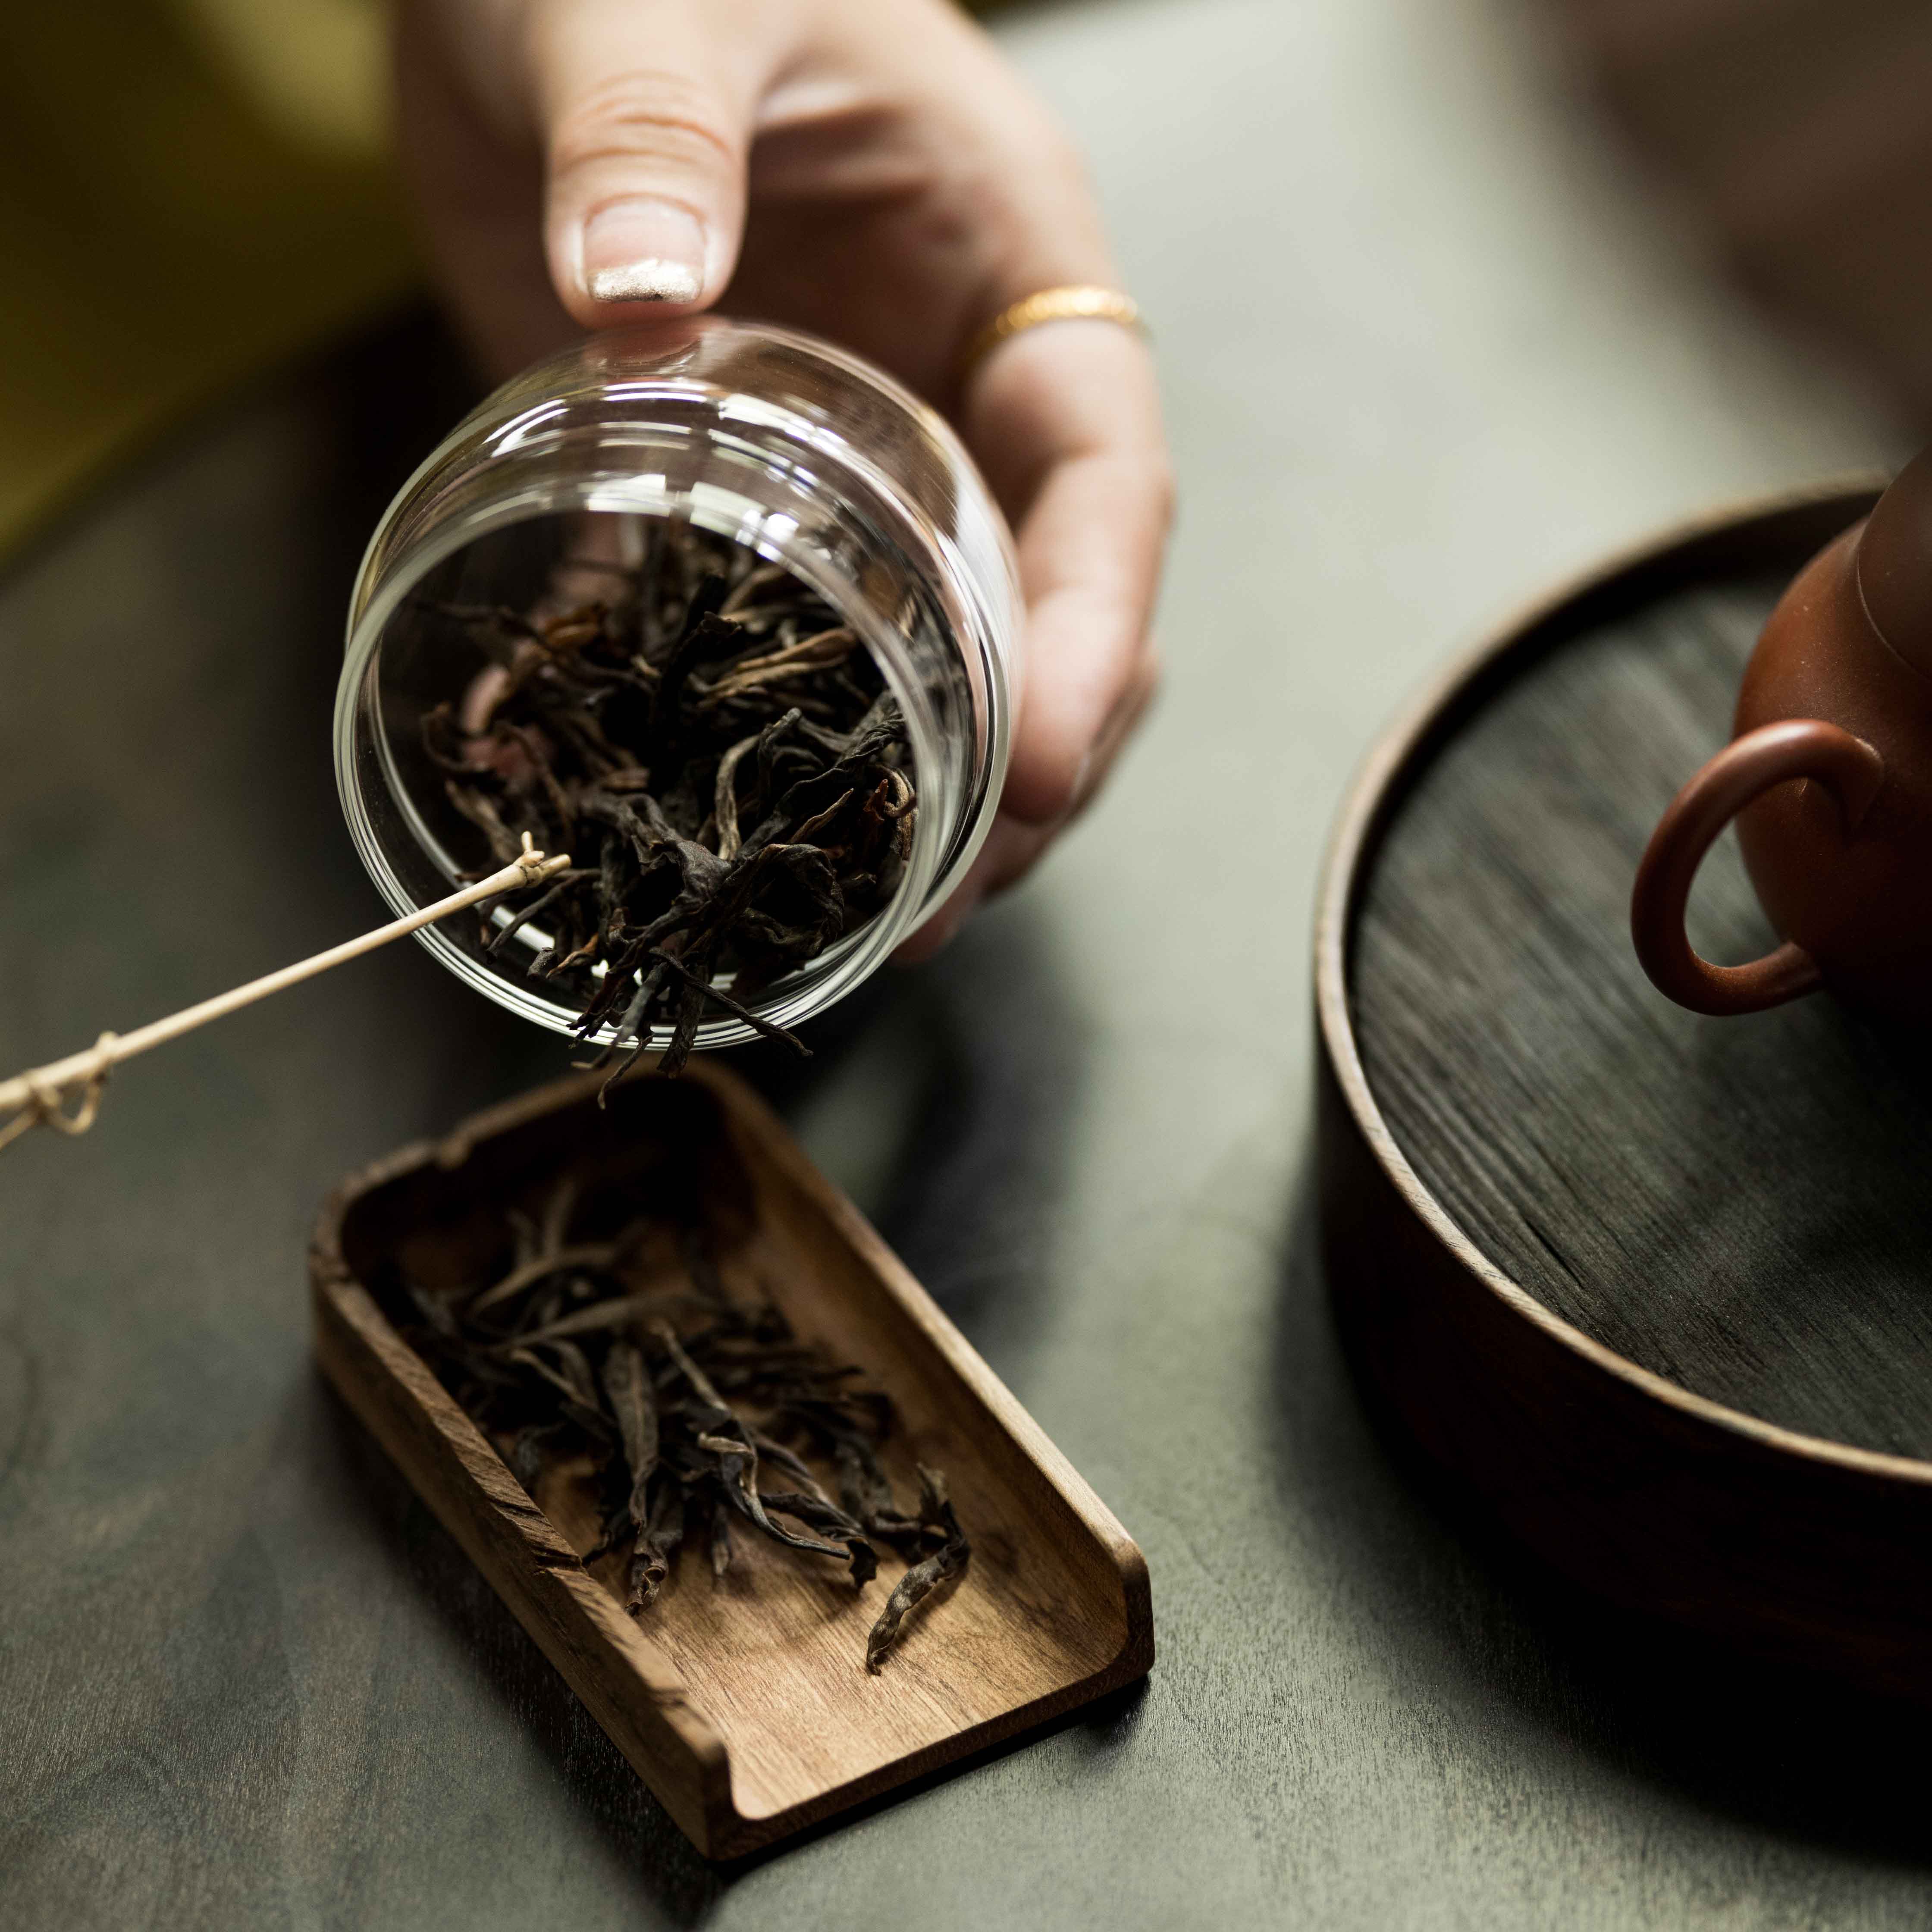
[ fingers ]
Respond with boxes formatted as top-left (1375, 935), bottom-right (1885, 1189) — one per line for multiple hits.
top-left (527, 0), bottom-right (787, 325)
top-left (962, 320), bottom-right (1173, 826)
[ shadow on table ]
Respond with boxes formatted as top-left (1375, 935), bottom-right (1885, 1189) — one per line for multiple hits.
top-left (1272, 1154), bottom-right (1932, 1870)
top-left (740, 900), bottom-right (1086, 1359)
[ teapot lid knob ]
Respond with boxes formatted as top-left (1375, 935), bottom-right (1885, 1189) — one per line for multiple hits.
top-left (1856, 448), bottom-right (1932, 674)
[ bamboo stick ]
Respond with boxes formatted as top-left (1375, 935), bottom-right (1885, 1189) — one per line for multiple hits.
top-left (0, 837), bottom-right (570, 1151)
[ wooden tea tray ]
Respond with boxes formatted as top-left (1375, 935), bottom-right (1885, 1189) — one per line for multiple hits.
top-left (1317, 480), bottom-right (1932, 1702)
top-left (310, 1061), bottom-right (1152, 1857)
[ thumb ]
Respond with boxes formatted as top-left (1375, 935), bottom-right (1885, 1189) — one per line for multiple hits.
top-left (530, 0), bottom-right (768, 323)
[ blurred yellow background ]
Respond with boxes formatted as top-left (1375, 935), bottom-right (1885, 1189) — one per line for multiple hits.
top-left (0, 0), bottom-right (412, 553)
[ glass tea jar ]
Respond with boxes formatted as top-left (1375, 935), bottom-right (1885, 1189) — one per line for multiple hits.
top-left (335, 317), bottom-right (1020, 1052)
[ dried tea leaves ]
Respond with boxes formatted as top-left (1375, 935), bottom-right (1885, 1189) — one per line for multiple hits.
top-left (419, 527), bottom-right (916, 1080)
top-left (395, 1176), bottom-right (970, 1674)
top-left (864, 1467), bottom-right (971, 1674)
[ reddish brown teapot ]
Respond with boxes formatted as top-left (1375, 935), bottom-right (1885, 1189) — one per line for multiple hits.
top-left (1633, 453), bottom-right (1932, 1024)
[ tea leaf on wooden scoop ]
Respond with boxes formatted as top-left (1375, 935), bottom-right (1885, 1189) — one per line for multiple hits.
top-left (865, 1467), bottom-right (972, 1674)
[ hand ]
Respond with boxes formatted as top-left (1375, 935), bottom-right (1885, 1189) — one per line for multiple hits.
top-left (393, 0), bottom-right (1172, 943)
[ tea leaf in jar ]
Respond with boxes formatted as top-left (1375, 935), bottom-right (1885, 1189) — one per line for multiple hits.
top-left (416, 525), bottom-right (917, 1082)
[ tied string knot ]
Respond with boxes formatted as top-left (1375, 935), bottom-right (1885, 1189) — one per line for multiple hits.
top-left (0, 1032), bottom-right (119, 1151)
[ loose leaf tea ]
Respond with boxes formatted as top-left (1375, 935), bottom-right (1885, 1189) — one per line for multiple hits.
top-left (419, 523), bottom-right (917, 1080)
top-left (864, 1466), bottom-right (970, 1673)
top-left (394, 1174), bottom-right (971, 1674)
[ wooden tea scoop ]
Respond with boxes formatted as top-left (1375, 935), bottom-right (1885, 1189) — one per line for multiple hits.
top-left (0, 836), bottom-right (570, 1153)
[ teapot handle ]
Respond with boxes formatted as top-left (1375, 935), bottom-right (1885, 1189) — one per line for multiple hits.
top-left (1630, 719), bottom-right (1885, 1016)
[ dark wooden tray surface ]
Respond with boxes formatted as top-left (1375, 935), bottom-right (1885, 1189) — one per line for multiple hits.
top-left (1315, 482), bottom-right (1932, 1699)
top-left (1352, 521), bottom-right (1932, 1460)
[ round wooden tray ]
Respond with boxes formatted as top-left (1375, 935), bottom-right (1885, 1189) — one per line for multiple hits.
top-left (1315, 480), bottom-right (1932, 1702)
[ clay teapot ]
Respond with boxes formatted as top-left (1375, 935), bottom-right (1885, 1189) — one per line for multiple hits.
top-left (1632, 452), bottom-right (1932, 1023)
